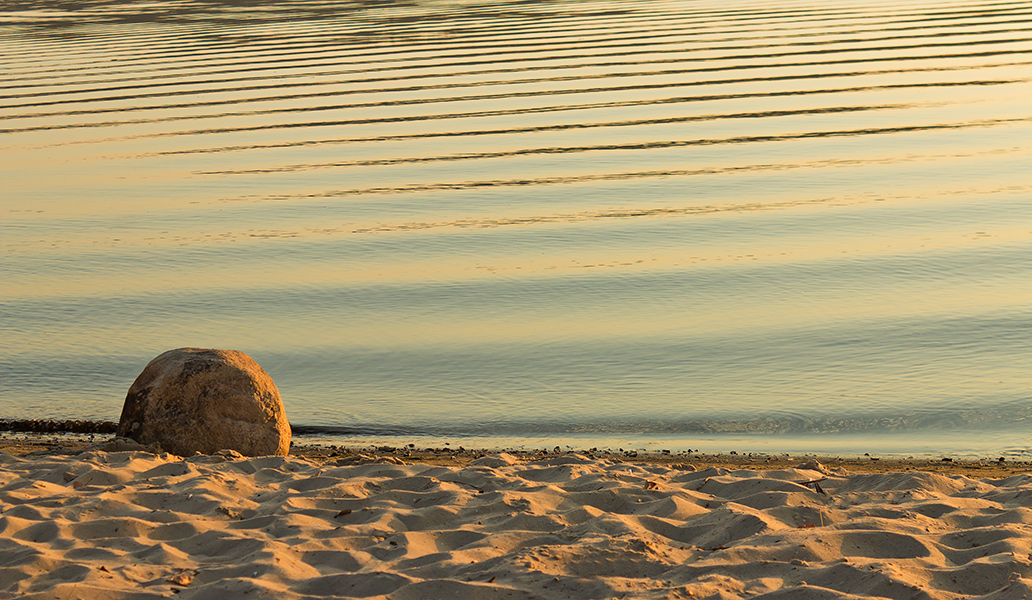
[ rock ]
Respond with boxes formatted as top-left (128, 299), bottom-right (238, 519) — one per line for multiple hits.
top-left (116, 348), bottom-right (290, 456)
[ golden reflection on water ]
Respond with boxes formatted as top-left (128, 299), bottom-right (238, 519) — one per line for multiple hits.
top-left (7, 196), bottom-right (1031, 303)
top-left (3, 0), bottom-right (1032, 453)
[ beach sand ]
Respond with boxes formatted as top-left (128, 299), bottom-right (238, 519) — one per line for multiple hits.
top-left (2, 438), bottom-right (1032, 599)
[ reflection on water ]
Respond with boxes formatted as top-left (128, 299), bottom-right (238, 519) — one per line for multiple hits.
top-left (2, 0), bottom-right (1031, 456)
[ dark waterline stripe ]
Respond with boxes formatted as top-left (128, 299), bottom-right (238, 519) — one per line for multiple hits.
top-left (6, 6), bottom-right (1029, 79)
top-left (4, 6), bottom-right (1028, 81)
top-left (194, 117), bottom-right (1032, 176)
top-left (5, 0), bottom-right (1026, 59)
top-left (148, 103), bottom-right (918, 157)
top-left (5, 1), bottom-right (1015, 68)
top-left (22, 78), bottom-right (1018, 146)
top-left (4, 15), bottom-right (1029, 94)
top-left (4, 31), bottom-right (1030, 113)
top-left (2, 66), bottom-right (1024, 135)
top-left (220, 146), bottom-right (1028, 202)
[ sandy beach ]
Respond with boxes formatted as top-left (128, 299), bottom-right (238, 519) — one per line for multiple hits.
top-left (2, 439), bottom-right (1032, 599)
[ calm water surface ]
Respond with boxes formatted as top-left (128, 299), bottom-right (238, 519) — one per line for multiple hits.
top-left (2, 0), bottom-right (1031, 457)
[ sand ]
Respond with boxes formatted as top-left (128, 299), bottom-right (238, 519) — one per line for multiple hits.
top-left (2, 440), bottom-right (1032, 599)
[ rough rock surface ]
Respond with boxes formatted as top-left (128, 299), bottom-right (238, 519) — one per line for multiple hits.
top-left (117, 348), bottom-right (290, 456)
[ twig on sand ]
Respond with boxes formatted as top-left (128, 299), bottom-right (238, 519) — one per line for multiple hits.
top-left (799, 477), bottom-right (829, 496)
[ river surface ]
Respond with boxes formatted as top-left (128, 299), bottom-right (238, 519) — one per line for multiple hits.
top-left (2, 0), bottom-right (1031, 457)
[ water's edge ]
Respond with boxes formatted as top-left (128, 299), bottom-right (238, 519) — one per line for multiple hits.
top-left (3, 418), bottom-right (1029, 460)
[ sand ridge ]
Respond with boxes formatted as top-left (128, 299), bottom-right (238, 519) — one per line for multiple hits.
top-left (2, 446), bottom-right (1032, 599)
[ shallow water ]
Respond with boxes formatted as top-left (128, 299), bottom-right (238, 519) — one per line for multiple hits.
top-left (2, 0), bottom-right (1031, 457)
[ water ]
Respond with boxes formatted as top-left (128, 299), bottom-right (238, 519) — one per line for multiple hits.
top-left (2, 0), bottom-right (1031, 458)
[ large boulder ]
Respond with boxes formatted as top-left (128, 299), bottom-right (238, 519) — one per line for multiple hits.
top-left (117, 348), bottom-right (290, 456)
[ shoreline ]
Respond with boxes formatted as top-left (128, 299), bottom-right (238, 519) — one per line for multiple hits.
top-left (4, 418), bottom-right (1028, 463)
top-left (1, 433), bottom-right (1027, 478)
top-left (5, 418), bottom-right (1029, 462)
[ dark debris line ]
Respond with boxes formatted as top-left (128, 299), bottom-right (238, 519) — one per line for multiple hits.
top-left (0, 419), bottom-right (118, 434)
